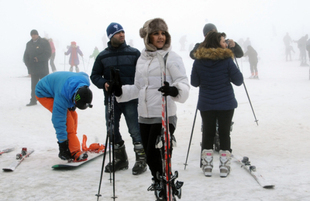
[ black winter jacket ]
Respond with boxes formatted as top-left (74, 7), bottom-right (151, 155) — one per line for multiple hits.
top-left (23, 37), bottom-right (51, 75)
top-left (90, 41), bottom-right (140, 105)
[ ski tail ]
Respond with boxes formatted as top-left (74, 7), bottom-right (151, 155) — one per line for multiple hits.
top-left (0, 147), bottom-right (15, 155)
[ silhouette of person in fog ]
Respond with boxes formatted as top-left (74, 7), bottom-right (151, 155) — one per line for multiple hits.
top-left (244, 45), bottom-right (259, 79)
top-left (297, 34), bottom-right (308, 66)
top-left (283, 33), bottom-right (294, 61)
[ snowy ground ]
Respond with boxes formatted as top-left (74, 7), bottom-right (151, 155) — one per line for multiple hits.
top-left (1, 51), bottom-right (310, 201)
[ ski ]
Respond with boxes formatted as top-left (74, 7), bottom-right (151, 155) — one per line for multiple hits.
top-left (0, 147), bottom-right (15, 155)
top-left (3, 148), bottom-right (34, 172)
top-left (156, 53), bottom-right (183, 201)
top-left (52, 151), bottom-right (104, 169)
top-left (233, 155), bottom-right (275, 189)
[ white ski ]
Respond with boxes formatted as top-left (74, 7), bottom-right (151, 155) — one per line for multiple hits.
top-left (0, 147), bottom-right (15, 155)
top-left (234, 155), bottom-right (275, 189)
top-left (3, 148), bottom-right (34, 172)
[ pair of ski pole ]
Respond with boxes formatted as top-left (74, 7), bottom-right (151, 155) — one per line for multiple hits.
top-left (184, 58), bottom-right (258, 170)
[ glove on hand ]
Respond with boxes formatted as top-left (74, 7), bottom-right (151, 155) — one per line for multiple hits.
top-left (107, 67), bottom-right (122, 96)
top-left (158, 81), bottom-right (179, 97)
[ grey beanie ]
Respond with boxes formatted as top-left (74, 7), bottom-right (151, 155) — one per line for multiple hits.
top-left (203, 23), bottom-right (217, 36)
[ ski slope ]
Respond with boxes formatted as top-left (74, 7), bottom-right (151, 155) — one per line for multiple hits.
top-left (1, 49), bottom-right (310, 201)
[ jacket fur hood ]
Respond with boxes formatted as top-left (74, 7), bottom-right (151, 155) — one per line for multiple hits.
top-left (194, 47), bottom-right (234, 60)
top-left (139, 18), bottom-right (171, 52)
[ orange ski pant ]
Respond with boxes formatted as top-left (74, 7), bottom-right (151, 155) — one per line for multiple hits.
top-left (36, 96), bottom-right (81, 155)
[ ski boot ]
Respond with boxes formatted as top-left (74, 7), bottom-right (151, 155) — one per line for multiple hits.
top-left (57, 140), bottom-right (72, 160)
top-left (219, 150), bottom-right (231, 178)
top-left (105, 143), bottom-right (129, 173)
top-left (132, 143), bottom-right (147, 175)
top-left (201, 149), bottom-right (213, 177)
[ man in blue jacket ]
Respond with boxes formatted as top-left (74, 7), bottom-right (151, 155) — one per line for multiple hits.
top-left (91, 22), bottom-right (146, 175)
top-left (35, 71), bottom-right (92, 161)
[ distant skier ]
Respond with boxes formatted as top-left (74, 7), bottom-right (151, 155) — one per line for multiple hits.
top-left (89, 46), bottom-right (99, 60)
top-left (296, 34), bottom-right (308, 66)
top-left (306, 38), bottom-right (310, 61)
top-left (283, 33), bottom-right (293, 61)
top-left (48, 38), bottom-right (57, 72)
top-left (244, 45), bottom-right (259, 79)
top-left (35, 71), bottom-right (93, 161)
top-left (65, 41), bottom-right (84, 72)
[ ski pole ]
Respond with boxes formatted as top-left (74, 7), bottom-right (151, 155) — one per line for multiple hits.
top-left (184, 107), bottom-right (198, 170)
top-left (234, 58), bottom-right (259, 125)
top-left (96, 127), bottom-right (110, 201)
top-left (64, 53), bottom-right (66, 71)
top-left (82, 57), bottom-right (85, 72)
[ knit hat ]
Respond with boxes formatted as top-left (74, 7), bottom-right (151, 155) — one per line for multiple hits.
top-left (203, 23), bottom-right (217, 36)
top-left (30, 29), bottom-right (39, 36)
top-left (106, 23), bottom-right (124, 40)
top-left (139, 18), bottom-right (171, 52)
top-left (74, 86), bottom-right (93, 110)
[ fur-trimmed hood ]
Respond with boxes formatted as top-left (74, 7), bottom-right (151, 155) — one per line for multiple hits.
top-left (194, 47), bottom-right (234, 60)
top-left (139, 18), bottom-right (171, 52)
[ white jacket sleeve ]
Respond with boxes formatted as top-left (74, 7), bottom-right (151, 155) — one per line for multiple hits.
top-left (168, 53), bottom-right (190, 103)
top-left (115, 84), bottom-right (139, 103)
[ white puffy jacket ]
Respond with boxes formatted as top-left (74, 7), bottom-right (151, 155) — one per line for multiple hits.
top-left (117, 48), bottom-right (190, 118)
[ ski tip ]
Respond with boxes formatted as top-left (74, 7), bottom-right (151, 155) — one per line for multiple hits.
top-left (263, 185), bottom-right (275, 189)
top-left (2, 168), bottom-right (14, 172)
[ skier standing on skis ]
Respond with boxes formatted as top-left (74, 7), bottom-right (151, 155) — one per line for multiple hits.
top-left (112, 18), bottom-right (190, 200)
top-left (35, 71), bottom-right (93, 161)
top-left (65, 41), bottom-right (84, 72)
top-left (191, 31), bottom-right (243, 178)
top-left (244, 45), bottom-right (259, 79)
top-left (91, 22), bottom-right (147, 175)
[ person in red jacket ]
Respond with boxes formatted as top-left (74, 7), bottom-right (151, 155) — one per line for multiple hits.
top-left (48, 38), bottom-right (57, 72)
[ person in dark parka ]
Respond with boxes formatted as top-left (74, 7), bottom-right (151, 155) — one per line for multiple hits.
top-left (91, 22), bottom-right (146, 175)
top-left (191, 31), bottom-right (243, 178)
top-left (23, 29), bottom-right (51, 106)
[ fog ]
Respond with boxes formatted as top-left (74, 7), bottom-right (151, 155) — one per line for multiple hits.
top-left (1, 0), bottom-right (309, 74)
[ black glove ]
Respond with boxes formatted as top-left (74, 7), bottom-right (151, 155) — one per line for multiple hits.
top-left (57, 140), bottom-right (72, 160)
top-left (107, 67), bottom-right (123, 96)
top-left (158, 81), bottom-right (179, 97)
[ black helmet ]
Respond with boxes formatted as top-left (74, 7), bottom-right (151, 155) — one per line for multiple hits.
top-left (203, 23), bottom-right (217, 36)
top-left (74, 86), bottom-right (93, 110)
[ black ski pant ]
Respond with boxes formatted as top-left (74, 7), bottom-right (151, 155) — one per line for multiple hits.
top-left (30, 73), bottom-right (48, 104)
top-left (139, 123), bottom-right (175, 180)
top-left (200, 109), bottom-right (234, 152)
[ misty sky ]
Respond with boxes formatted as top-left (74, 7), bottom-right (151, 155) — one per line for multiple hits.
top-left (1, 0), bottom-right (309, 73)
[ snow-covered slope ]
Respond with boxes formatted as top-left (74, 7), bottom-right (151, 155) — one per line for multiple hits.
top-left (1, 51), bottom-right (310, 201)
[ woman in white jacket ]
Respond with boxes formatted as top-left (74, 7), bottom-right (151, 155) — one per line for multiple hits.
top-left (115, 18), bottom-right (189, 199)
